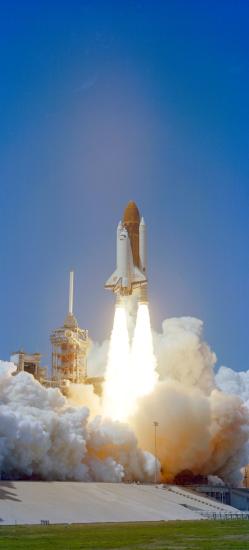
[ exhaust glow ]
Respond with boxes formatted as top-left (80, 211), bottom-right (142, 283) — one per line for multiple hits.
top-left (103, 302), bottom-right (158, 422)
top-left (102, 305), bottom-right (132, 421)
top-left (130, 304), bottom-right (158, 399)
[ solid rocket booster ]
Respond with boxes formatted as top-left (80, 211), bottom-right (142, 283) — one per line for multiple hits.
top-left (105, 201), bottom-right (148, 302)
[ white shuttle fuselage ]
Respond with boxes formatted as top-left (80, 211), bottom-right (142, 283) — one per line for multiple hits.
top-left (105, 202), bottom-right (148, 302)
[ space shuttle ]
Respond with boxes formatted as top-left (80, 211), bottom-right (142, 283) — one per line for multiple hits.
top-left (105, 201), bottom-right (148, 303)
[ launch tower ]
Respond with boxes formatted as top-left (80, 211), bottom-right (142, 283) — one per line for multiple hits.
top-left (50, 272), bottom-right (89, 385)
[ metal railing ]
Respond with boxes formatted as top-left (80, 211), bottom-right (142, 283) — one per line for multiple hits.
top-left (201, 512), bottom-right (249, 520)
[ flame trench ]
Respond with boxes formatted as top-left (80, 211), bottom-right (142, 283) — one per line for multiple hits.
top-left (103, 301), bottom-right (157, 422)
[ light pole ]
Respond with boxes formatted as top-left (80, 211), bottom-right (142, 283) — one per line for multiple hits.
top-left (153, 421), bottom-right (159, 484)
top-left (244, 467), bottom-right (248, 488)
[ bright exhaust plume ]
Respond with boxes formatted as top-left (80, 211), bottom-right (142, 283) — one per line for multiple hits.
top-left (131, 304), bottom-right (158, 399)
top-left (102, 305), bottom-right (132, 421)
top-left (103, 302), bottom-right (158, 422)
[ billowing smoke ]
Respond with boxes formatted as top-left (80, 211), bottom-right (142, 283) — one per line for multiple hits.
top-left (129, 317), bottom-right (249, 485)
top-left (87, 339), bottom-right (108, 377)
top-left (153, 317), bottom-right (216, 393)
top-left (215, 366), bottom-right (249, 478)
top-left (216, 366), bottom-right (249, 409)
top-left (0, 361), bottom-right (154, 482)
top-left (0, 311), bottom-right (248, 486)
top-left (89, 314), bottom-right (249, 486)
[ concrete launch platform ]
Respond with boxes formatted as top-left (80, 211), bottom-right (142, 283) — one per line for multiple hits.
top-left (0, 482), bottom-right (240, 525)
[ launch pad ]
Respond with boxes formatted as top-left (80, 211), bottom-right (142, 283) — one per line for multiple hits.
top-left (0, 482), bottom-right (241, 525)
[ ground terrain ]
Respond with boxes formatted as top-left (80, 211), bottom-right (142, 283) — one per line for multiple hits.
top-left (0, 521), bottom-right (249, 549)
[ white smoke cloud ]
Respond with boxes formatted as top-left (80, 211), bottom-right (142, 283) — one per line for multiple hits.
top-left (216, 366), bottom-right (249, 407)
top-left (90, 316), bottom-right (249, 485)
top-left (132, 317), bottom-right (249, 485)
top-left (215, 367), bottom-right (249, 475)
top-left (148, 318), bottom-right (249, 485)
top-left (87, 339), bottom-right (109, 377)
top-left (153, 317), bottom-right (216, 393)
top-left (0, 361), bottom-right (154, 482)
top-left (1, 314), bottom-right (249, 486)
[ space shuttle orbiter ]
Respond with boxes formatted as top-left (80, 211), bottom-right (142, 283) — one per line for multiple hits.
top-left (105, 201), bottom-right (148, 303)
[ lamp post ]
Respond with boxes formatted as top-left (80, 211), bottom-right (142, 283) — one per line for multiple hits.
top-left (244, 467), bottom-right (248, 488)
top-left (153, 421), bottom-right (159, 484)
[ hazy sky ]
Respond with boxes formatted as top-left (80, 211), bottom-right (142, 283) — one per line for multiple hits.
top-left (0, 1), bottom-right (248, 371)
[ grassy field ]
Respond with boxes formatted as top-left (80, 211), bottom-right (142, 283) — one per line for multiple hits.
top-left (0, 521), bottom-right (249, 550)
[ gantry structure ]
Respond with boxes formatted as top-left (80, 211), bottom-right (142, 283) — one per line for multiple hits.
top-left (50, 272), bottom-right (89, 386)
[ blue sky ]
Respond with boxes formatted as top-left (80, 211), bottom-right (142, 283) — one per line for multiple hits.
top-left (0, 1), bottom-right (248, 371)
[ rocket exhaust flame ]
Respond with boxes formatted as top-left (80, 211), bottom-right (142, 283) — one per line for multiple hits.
top-left (102, 305), bottom-right (132, 421)
top-left (130, 304), bottom-right (158, 400)
top-left (102, 301), bottom-right (158, 422)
